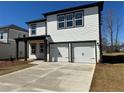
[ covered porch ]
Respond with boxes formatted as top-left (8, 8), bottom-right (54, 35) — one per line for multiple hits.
top-left (15, 35), bottom-right (49, 61)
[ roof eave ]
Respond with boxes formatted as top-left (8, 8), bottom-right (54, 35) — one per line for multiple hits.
top-left (26, 19), bottom-right (46, 25)
top-left (43, 1), bottom-right (104, 17)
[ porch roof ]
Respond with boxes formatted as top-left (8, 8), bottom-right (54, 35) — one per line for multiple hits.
top-left (15, 35), bottom-right (50, 41)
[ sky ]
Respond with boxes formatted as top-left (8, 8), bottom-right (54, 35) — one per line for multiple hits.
top-left (0, 1), bottom-right (124, 43)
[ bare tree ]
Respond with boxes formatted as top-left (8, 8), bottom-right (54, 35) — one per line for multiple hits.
top-left (103, 10), bottom-right (121, 52)
top-left (106, 10), bottom-right (114, 51)
top-left (115, 17), bottom-right (121, 50)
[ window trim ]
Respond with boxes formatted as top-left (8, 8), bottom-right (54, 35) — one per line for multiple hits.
top-left (66, 13), bottom-right (74, 28)
top-left (30, 24), bottom-right (36, 35)
top-left (74, 11), bottom-right (84, 27)
top-left (57, 10), bottom-right (84, 30)
top-left (57, 15), bottom-right (65, 29)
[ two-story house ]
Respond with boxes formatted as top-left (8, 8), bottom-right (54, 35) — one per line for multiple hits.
top-left (0, 24), bottom-right (28, 60)
top-left (15, 2), bottom-right (104, 63)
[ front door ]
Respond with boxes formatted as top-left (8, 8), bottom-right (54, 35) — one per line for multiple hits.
top-left (37, 43), bottom-right (44, 59)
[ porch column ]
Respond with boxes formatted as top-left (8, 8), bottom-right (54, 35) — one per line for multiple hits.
top-left (16, 40), bottom-right (19, 60)
top-left (44, 39), bottom-right (47, 62)
top-left (24, 40), bottom-right (28, 61)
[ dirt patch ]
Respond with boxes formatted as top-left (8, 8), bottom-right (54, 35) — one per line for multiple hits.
top-left (0, 61), bottom-right (35, 75)
top-left (90, 63), bottom-right (124, 92)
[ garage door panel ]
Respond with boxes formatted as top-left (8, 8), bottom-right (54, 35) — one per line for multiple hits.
top-left (50, 44), bottom-right (68, 62)
top-left (72, 42), bottom-right (96, 63)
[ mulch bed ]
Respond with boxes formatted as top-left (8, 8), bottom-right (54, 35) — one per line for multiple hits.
top-left (0, 61), bottom-right (30, 68)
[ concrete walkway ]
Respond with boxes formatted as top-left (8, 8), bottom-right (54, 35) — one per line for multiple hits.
top-left (0, 62), bottom-right (95, 92)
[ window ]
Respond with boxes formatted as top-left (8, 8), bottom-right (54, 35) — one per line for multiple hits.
top-left (31, 24), bottom-right (36, 35)
top-left (39, 43), bottom-right (44, 53)
top-left (0, 33), bottom-right (3, 39)
top-left (66, 13), bottom-right (73, 27)
top-left (57, 11), bottom-right (84, 29)
top-left (57, 15), bottom-right (65, 29)
top-left (75, 12), bottom-right (83, 26)
top-left (31, 43), bottom-right (36, 54)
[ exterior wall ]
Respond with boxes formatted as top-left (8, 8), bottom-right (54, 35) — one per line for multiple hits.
top-left (46, 6), bottom-right (100, 62)
top-left (29, 22), bottom-right (46, 37)
top-left (0, 29), bottom-right (28, 59)
top-left (0, 31), bottom-right (8, 43)
top-left (47, 6), bottom-right (99, 43)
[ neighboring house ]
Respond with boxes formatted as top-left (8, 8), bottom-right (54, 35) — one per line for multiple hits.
top-left (0, 24), bottom-right (28, 60)
top-left (16, 2), bottom-right (104, 63)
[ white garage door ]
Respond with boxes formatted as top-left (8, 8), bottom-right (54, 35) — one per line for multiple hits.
top-left (50, 43), bottom-right (68, 62)
top-left (72, 42), bottom-right (96, 63)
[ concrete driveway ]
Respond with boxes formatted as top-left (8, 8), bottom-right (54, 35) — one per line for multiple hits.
top-left (0, 62), bottom-right (95, 92)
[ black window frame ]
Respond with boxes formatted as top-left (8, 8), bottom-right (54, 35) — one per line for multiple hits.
top-left (74, 11), bottom-right (84, 27)
top-left (30, 24), bottom-right (36, 35)
top-left (57, 15), bottom-right (65, 29)
top-left (57, 10), bottom-right (84, 30)
top-left (66, 13), bottom-right (74, 28)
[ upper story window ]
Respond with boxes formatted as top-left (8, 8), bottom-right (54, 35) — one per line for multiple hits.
top-left (75, 12), bottom-right (83, 26)
top-left (57, 11), bottom-right (84, 29)
top-left (66, 13), bottom-right (73, 27)
top-left (30, 24), bottom-right (36, 35)
top-left (0, 32), bottom-right (3, 39)
top-left (57, 15), bottom-right (65, 29)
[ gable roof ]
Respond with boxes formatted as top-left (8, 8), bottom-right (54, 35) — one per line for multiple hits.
top-left (0, 24), bottom-right (28, 32)
top-left (43, 1), bottom-right (104, 17)
top-left (26, 1), bottom-right (104, 25)
top-left (26, 18), bottom-right (46, 24)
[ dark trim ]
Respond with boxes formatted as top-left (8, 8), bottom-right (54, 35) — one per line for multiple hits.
top-left (98, 5), bottom-right (102, 62)
top-left (49, 43), bottom-right (50, 62)
top-left (57, 10), bottom-right (84, 30)
top-left (16, 40), bottom-right (19, 60)
top-left (49, 40), bottom-right (96, 44)
top-left (45, 21), bottom-right (47, 35)
top-left (70, 43), bottom-right (73, 63)
top-left (26, 19), bottom-right (46, 24)
top-left (15, 35), bottom-right (50, 41)
top-left (44, 39), bottom-right (47, 62)
top-left (95, 42), bottom-right (97, 63)
top-left (68, 43), bottom-right (70, 62)
top-left (24, 40), bottom-right (28, 61)
top-left (43, 2), bottom-right (104, 16)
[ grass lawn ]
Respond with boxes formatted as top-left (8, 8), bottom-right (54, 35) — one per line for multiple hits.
top-left (0, 61), bottom-right (35, 76)
top-left (90, 63), bottom-right (124, 92)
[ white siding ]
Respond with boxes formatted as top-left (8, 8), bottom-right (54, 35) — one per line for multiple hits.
top-left (46, 6), bottom-right (100, 62)
top-left (47, 6), bottom-right (99, 43)
top-left (29, 22), bottom-right (46, 36)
